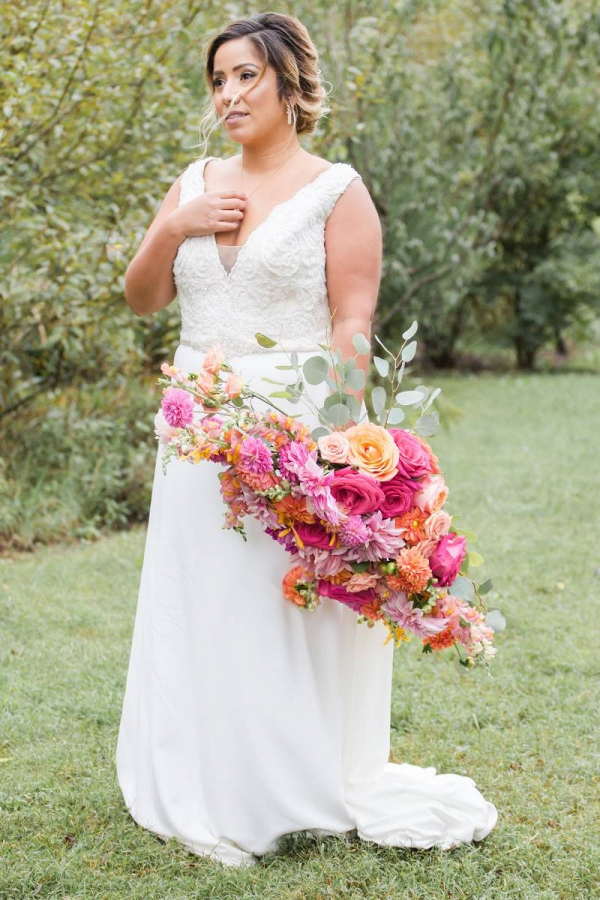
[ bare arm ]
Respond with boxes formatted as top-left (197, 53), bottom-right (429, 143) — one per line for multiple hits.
top-left (124, 175), bottom-right (185, 316)
top-left (125, 171), bottom-right (247, 317)
top-left (324, 177), bottom-right (383, 406)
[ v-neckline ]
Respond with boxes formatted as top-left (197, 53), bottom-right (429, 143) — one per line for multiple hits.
top-left (200, 156), bottom-right (338, 282)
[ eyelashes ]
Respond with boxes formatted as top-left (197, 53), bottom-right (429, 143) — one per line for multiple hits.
top-left (212, 72), bottom-right (254, 89)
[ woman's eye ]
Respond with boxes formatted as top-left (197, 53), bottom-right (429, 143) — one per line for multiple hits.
top-left (213, 72), bottom-right (254, 88)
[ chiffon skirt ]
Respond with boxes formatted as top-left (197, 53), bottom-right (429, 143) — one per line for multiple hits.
top-left (115, 344), bottom-right (499, 867)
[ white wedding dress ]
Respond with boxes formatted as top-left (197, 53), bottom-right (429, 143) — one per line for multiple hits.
top-left (115, 156), bottom-right (499, 867)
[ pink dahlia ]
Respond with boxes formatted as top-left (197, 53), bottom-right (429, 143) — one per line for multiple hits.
top-left (161, 387), bottom-right (195, 428)
top-left (382, 591), bottom-right (450, 638)
top-left (238, 437), bottom-right (273, 475)
top-left (350, 511), bottom-right (406, 562)
top-left (339, 514), bottom-right (370, 548)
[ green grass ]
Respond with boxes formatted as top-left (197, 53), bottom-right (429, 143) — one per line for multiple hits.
top-left (1, 371), bottom-right (599, 899)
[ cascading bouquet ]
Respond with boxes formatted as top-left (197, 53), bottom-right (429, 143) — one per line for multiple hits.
top-left (154, 321), bottom-right (505, 670)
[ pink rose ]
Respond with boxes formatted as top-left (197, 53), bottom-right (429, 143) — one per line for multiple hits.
top-left (429, 533), bottom-right (467, 587)
top-left (379, 474), bottom-right (420, 518)
top-left (161, 386), bottom-right (194, 428)
top-left (317, 580), bottom-right (377, 612)
top-left (330, 467), bottom-right (385, 516)
top-left (317, 432), bottom-right (350, 465)
top-left (294, 522), bottom-right (334, 550)
top-left (424, 509), bottom-right (452, 540)
top-left (413, 474), bottom-right (449, 514)
top-left (389, 429), bottom-right (432, 479)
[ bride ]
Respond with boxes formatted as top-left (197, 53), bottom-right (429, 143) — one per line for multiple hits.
top-left (116, 11), bottom-right (498, 867)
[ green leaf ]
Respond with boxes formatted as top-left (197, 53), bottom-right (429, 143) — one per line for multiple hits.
top-left (324, 392), bottom-right (346, 409)
top-left (325, 404), bottom-right (351, 426)
top-left (312, 426), bottom-right (329, 440)
top-left (269, 391), bottom-right (293, 399)
top-left (467, 550), bottom-right (484, 567)
top-left (274, 364), bottom-right (295, 370)
top-left (395, 389), bottom-right (425, 405)
top-left (352, 333), bottom-right (371, 355)
top-left (423, 387), bottom-right (441, 411)
top-left (402, 320), bottom-right (418, 340)
top-left (302, 355), bottom-right (329, 384)
top-left (485, 608), bottom-right (506, 633)
top-left (345, 368), bottom-right (365, 390)
top-left (373, 356), bottom-right (389, 377)
top-left (386, 406), bottom-right (405, 424)
top-left (447, 575), bottom-right (474, 602)
top-left (371, 385), bottom-right (386, 414)
top-left (478, 578), bottom-right (494, 595)
top-left (255, 332), bottom-right (278, 348)
top-left (454, 529), bottom-right (478, 543)
top-left (401, 340), bottom-right (417, 362)
top-left (346, 394), bottom-right (361, 420)
top-left (290, 351), bottom-right (299, 367)
top-left (414, 411), bottom-right (439, 437)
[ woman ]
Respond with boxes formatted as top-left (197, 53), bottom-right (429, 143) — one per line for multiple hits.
top-left (116, 12), bottom-right (498, 868)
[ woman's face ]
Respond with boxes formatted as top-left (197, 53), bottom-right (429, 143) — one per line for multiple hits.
top-left (211, 37), bottom-right (289, 144)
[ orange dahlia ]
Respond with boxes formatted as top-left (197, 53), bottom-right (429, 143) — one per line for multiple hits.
top-left (282, 566), bottom-right (309, 607)
top-left (394, 506), bottom-right (428, 544)
top-left (273, 494), bottom-right (316, 524)
top-left (388, 547), bottom-right (432, 593)
top-left (423, 625), bottom-right (456, 651)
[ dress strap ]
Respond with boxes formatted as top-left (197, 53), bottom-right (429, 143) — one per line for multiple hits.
top-left (318, 163), bottom-right (363, 219)
top-left (178, 157), bottom-right (217, 207)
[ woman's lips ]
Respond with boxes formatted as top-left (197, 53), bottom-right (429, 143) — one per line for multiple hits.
top-left (227, 113), bottom-right (248, 123)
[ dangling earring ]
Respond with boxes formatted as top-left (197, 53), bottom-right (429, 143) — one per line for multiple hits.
top-left (286, 100), bottom-right (293, 125)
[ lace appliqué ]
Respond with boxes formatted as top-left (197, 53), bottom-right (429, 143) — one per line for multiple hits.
top-left (172, 157), bottom-right (363, 357)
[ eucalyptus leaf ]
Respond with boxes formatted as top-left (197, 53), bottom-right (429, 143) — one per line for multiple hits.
top-left (447, 575), bottom-right (474, 602)
top-left (478, 578), bottom-right (494, 595)
top-left (302, 355), bottom-right (329, 384)
top-left (346, 394), bottom-right (361, 420)
top-left (386, 406), bottom-right (405, 424)
top-left (373, 356), bottom-right (389, 378)
top-left (395, 389), bottom-right (425, 405)
top-left (274, 365), bottom-right (295, 370)
top-left (402, 320), bottom-right (418, 340)
top-left (269, 391), bottom-right (293, 399)
top-left (423, 387), bottom-right (441, 411)
top-left (324, 392), bottom-right (346, 410)
top-left (311, 426), bottom-right (329, 441)
top-left (290, 351), bottom-right (299, 367)
top-left (401, 340), bottom-right (417, 362)
top-left (255, 332), bottom-right (278, 348)
top-left (485, 608), bottom-right (507, 633)
top-left (346, 368), bottom-right (365, 390)
top-left (352, 333), bottom-right (371, 355)
top-left (414, 411), bottom-right (439, 437)
top-left (371, 385), bottom-right (387, 414)
top-left (325, 404), bottom-right (351, 426)
top-left (344, 356), bottom-right (357, 372)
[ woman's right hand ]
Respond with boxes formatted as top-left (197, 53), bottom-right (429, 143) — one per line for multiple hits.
top-left (167, 190), bottom-right (247, 240)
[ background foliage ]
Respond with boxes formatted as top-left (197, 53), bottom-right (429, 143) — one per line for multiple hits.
top-left (1, 0), bottom-right (599, 549)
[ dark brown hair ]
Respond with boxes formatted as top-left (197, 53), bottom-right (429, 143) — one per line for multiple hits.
top-left (195, 12), bottom-right (331, 154)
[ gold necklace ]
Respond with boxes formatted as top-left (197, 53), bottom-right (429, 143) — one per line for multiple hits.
top-left (241, 145), bottom-right (303, 198)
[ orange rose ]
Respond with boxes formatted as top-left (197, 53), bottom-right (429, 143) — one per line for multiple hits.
top-left (344, 422), bottom-right (400, 482)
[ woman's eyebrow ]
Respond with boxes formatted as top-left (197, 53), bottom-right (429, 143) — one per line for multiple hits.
top-left (213, 62), bottom-right (259, 76)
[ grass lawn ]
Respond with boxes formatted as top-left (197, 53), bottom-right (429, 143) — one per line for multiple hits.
top-left (1, 371), bottom-right (599, 899)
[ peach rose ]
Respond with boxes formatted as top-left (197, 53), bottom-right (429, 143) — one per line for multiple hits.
top-left (317, 432), bottom-right (350, 465)
top-left (202, 344), bottom-right (225, 374)
top-left (413, 474), bottom-right (448, 514)
top-left (424, 509), bottom-right (452, 540)
top-left (224, 373), bottom-right (244, 399)
top-left (344, 422), bottom-right (400, 481)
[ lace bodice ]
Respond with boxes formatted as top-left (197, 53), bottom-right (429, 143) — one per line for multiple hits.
top-left (172, 156), bottom-right (363, 357)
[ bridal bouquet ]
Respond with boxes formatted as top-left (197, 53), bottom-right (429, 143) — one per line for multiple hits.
top-left (154, 322), bottom-right (503, 670)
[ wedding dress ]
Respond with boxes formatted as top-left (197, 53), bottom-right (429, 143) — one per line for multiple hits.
top-left (116, 155), bottom-right (499, 867)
